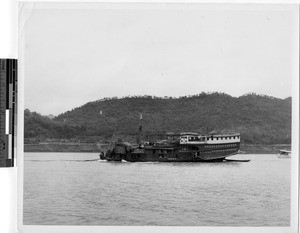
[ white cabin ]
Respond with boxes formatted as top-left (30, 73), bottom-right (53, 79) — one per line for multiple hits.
top-left (179, 132), bottom-right (240, 145)
top-left (205, 134), bottom-right (240, 144)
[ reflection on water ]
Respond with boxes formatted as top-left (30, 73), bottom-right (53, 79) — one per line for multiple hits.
top-left (24, 153), bottom-right (291, 226)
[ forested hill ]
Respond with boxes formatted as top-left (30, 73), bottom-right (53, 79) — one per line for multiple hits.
top-left (24, 93), bottom-right (291, 144)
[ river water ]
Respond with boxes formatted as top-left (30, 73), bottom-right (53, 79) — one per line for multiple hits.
top-left (23, 153), bottom-right (291, 226)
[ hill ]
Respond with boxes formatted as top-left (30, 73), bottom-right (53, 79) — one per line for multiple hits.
top-left (24, 92), bottom-right (291, 144)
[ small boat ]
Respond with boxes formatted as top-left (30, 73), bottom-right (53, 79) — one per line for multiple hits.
top-left (277, 149), bottom-right (291, 158)
top-left (224, 158), bottom-right (250, 162)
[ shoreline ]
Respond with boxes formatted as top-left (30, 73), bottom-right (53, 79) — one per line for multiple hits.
top-left (24, 142), bottom-right (291, 154)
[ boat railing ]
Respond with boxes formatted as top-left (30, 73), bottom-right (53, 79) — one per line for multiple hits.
top-left (209, 130), bottom-right (238, 135)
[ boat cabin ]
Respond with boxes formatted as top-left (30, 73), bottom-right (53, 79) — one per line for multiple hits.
top-left (180, 133), bottom-right (206, 144)
top-left (206, 134), bottom-right (240, 144)
top-left (179, 132), bottom-right (240, 145)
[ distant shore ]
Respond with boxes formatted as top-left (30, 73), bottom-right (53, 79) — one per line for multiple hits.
top-left (24, 142), bottom-right (291, 154)
top-left (240, 144), bottom-right (291, 154)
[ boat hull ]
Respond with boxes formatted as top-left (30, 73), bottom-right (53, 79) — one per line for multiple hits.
top-left (277, 154), bottom-right (291, 159)
top-left (103, 143), bottom-right (240, 162)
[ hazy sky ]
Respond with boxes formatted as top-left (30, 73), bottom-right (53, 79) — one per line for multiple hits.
top-left (21, 3), bottom-right (298, 115)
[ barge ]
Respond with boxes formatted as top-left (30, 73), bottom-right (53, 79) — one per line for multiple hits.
top-left (100, 131), bottom-right (241, 162)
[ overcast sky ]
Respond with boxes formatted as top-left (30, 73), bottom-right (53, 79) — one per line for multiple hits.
top-left (21, 3), bottom-right (298, 115)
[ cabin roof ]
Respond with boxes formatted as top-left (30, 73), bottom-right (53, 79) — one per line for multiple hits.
top-left (180, 132), bottom-right (199, 136)
top-left (208, 133), bottom-right (240, 137)
top-left (166, 131), bottom-right (240, 137)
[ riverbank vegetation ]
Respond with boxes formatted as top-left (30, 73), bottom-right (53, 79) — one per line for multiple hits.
top-left (25, 92), bottom-right (291, 146)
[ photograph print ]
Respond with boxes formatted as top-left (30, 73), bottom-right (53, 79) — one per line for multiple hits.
top-left (19, 2), bottom-right (298, 230)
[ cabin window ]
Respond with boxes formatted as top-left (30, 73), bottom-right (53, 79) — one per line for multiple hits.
top-left (189, 137), bottom-right (200, 142)
top-left (216, 137), bottom-right (219, 140)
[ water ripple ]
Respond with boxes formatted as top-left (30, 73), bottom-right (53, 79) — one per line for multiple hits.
top-left (24, 153), bottom-right (291, 226)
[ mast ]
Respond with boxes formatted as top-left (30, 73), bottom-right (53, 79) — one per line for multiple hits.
top-left (137, 113), bottom-right (143, 145)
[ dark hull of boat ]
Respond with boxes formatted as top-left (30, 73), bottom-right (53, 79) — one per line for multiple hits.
top-left (103, 143), bottom-right (240, 162)
top-left (124, 157), bottom-right (227, 163)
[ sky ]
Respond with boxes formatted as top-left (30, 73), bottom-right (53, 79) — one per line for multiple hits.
top-left (21, 3), bottom-right (298, 115)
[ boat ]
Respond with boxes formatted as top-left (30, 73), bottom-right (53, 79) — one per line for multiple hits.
top-left (277, 149), bottom-right (291, 158)
top-left (100, 131), bottom-right (242, 162)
